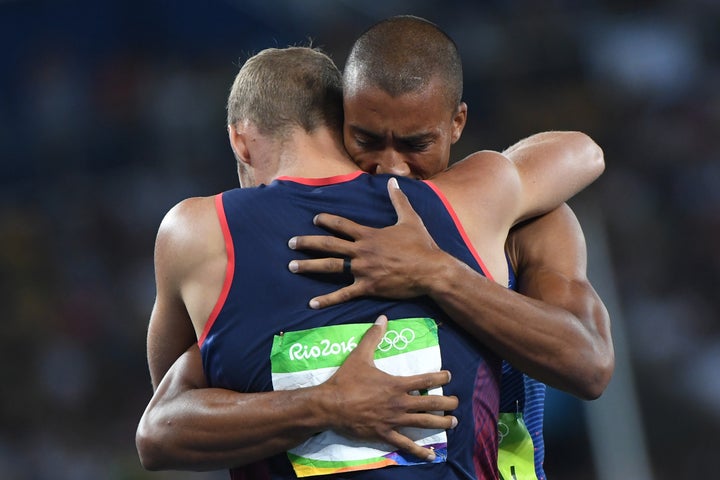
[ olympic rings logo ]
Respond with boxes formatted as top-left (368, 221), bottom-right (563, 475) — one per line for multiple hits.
top-left (497, 420), bottom-right (510, 444)
top-left (377, 328), bottom-right (416, 352)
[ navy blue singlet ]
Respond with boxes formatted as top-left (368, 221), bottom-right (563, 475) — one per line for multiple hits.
top-left (199, 172), bottom-right (501, 480)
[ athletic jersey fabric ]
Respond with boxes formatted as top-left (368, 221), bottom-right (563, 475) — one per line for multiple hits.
top-left (199, 172), bottom-right (501, 480)
top-left (499, 268), bottom-right (547, 479)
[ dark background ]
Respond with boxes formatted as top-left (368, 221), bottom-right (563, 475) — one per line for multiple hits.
top-left (1, 0), bottom-right (718, 478)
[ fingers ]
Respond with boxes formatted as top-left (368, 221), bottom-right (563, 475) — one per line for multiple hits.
top-left (399, 370), bottom-right (458, 415)
top-left (312, 213), bottom-right (366, 239)
top-left (288, 234), bottom-right (353, 256)
top-left (288, 258), bottom-right (342, 274)
top-left (405, 393), bottom-right (459, 415)
top-left (387, 177), bottom-right (418, 224)
top-left (346, 315), bottom-right (388, 361)
top-left (382, 429), bottom-right (438, 462)
top-left (308, 284), bottom-right (364, 309)
top-left (402, 370), bottom-right (453, 392)
top-left (397, 410), bottom-right (458, 431)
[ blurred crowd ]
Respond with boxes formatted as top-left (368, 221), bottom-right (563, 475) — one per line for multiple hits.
top-left (1, 1), bottom-right (718, 479)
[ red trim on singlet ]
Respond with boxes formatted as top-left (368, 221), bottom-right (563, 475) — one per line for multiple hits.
top-left (422, 180), bottom-right (495, 283)
top-left (275, 170), bottom-right (365, 186)
top-left (198, 193), bottom-right (235, 347)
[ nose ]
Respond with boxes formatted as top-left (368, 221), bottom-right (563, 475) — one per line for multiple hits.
top-left (375, 151), bottom-right (411, 177)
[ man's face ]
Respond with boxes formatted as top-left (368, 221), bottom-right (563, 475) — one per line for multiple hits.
top-left (343, 79), bottom-right (467, 180)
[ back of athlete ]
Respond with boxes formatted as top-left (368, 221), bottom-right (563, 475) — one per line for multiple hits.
top-left (200, 172), bottom-right (501, 480)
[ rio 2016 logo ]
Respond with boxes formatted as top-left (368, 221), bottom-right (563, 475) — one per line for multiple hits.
top-left (288, 338), bottom-right (358, 361)
top-left (288, 327), bottom-right (417, 361)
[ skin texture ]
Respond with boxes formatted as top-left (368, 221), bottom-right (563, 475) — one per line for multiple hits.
top-left (504, 204), bottom-right (613, 397)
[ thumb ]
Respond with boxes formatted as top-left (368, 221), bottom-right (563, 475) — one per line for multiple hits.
top-left (387, 177), bottom-right (416, 224)
top-left (351, 315), bottom-right (388, 362)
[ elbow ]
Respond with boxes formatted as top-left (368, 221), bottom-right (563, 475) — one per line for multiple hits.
top-left (562, 130), bottom-right (605, 184)
top-left (577, 131), bottom-right (605, 179)
top-left (136, 417), bottom-right (171, 471)
top-left (580, 303), bottom-right (614, 400)
top-left (589, 139), bottom-right (605, 179)
top-left (576, 350), bottom-right (615, 401)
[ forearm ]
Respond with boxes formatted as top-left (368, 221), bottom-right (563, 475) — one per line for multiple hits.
top-left (136, 382), bottom-right (328, 471)
top-left (424, 254), bottom-right (611, 399)
top-left (138, 319), bottom-right (458, 472)
top-left (503, 131), bottom-right (605, 222)
top-left (503, 131), bottom-right (603, 170)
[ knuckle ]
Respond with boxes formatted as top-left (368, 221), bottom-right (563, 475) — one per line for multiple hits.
top-left (419, 375), bottom-right (437, 390)
top-left (350, 257), bottom-right (367, 273)
top-left (325, 215), bottom-right (342, 229)
top-left (424, 397), bottom-right (441, 411)
top-left (315, 213), bottom-right (331, 226)
top-left (338, 290), bottom-right (352, 302)
top-left (319, 236), bottom-right (335, 249)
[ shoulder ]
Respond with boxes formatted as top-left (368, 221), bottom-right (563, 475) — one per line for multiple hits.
top-left (446, 150), bottom-right (513, 177)
top-left (158, 196), bottom-right (218, 240)
top-left (155, 196), bottom-right (222, 275)
top-left (427, 150), bottom-right (522, 225)
top-left (430, 150), bottom-right (519, 195)
top-left (160, 195), bottom-right (217, 226)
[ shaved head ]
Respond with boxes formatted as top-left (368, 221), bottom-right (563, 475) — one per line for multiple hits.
top-left (344, 15), bottom-right (463, 111)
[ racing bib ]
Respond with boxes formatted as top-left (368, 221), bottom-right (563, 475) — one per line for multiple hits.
top-left (498, 411), bottom-right (537, 480)
top-left (270, 318), bottom-right (447, 477)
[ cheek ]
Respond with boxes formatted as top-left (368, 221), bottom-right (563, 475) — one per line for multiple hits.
top-left (352, 153), bottom-right (376, 172)
top-left (344, 144), bottom-right (363, 162)
top-left (416, 151), bottom-right (447, 178)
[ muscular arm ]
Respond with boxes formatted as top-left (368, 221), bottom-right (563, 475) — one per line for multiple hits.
top-left (137, 316), bottom-right (457, 470)
top-left (137, 343), bottom-right (327, 471)
top-left (420, 133), bottom-right (613, 397)
top-left (288, 132), bottom-right (613, 399)
top-left (497, 130), bottom-right (605, 224)
top-left (144, 197), bottom-right (223, 388)
top-left (426, 205), bottom-right (614, 399)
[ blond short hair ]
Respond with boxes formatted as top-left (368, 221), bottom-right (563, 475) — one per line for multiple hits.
top-left (227, 47), bottom-right (343, 140)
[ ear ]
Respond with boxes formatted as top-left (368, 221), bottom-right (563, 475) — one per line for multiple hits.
top-left (450, 102), bottom-right (468, 144)
top-left (228, 123), bottom-right (251, 166)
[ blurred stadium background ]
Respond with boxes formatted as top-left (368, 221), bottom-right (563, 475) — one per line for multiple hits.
top-left (1, 0), bottom-right (718, 478)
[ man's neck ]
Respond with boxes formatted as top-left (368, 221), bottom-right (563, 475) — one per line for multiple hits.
top-left (269, 127), bottom-right (358, 182)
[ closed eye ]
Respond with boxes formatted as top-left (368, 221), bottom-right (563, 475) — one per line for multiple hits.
top-left (407, 142), bottom-right (431, 151)
top-left (399, 139), bottom-right (433, 152)
top-left (354, 136), bottom-right (382, 149)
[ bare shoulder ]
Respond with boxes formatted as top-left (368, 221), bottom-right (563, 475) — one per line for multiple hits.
top-left (155, 196), bottom-right (222, 275)
top-left (433, 150), bottom-right (513, 186)
top-left (432, 150), bottom-right (517, 194)
top-left (158, 196), bottom-right (218, 241)
top-left (159, 196), bottom-right (217, 232)
top-left (428, 150), bottom-right (521, 224)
